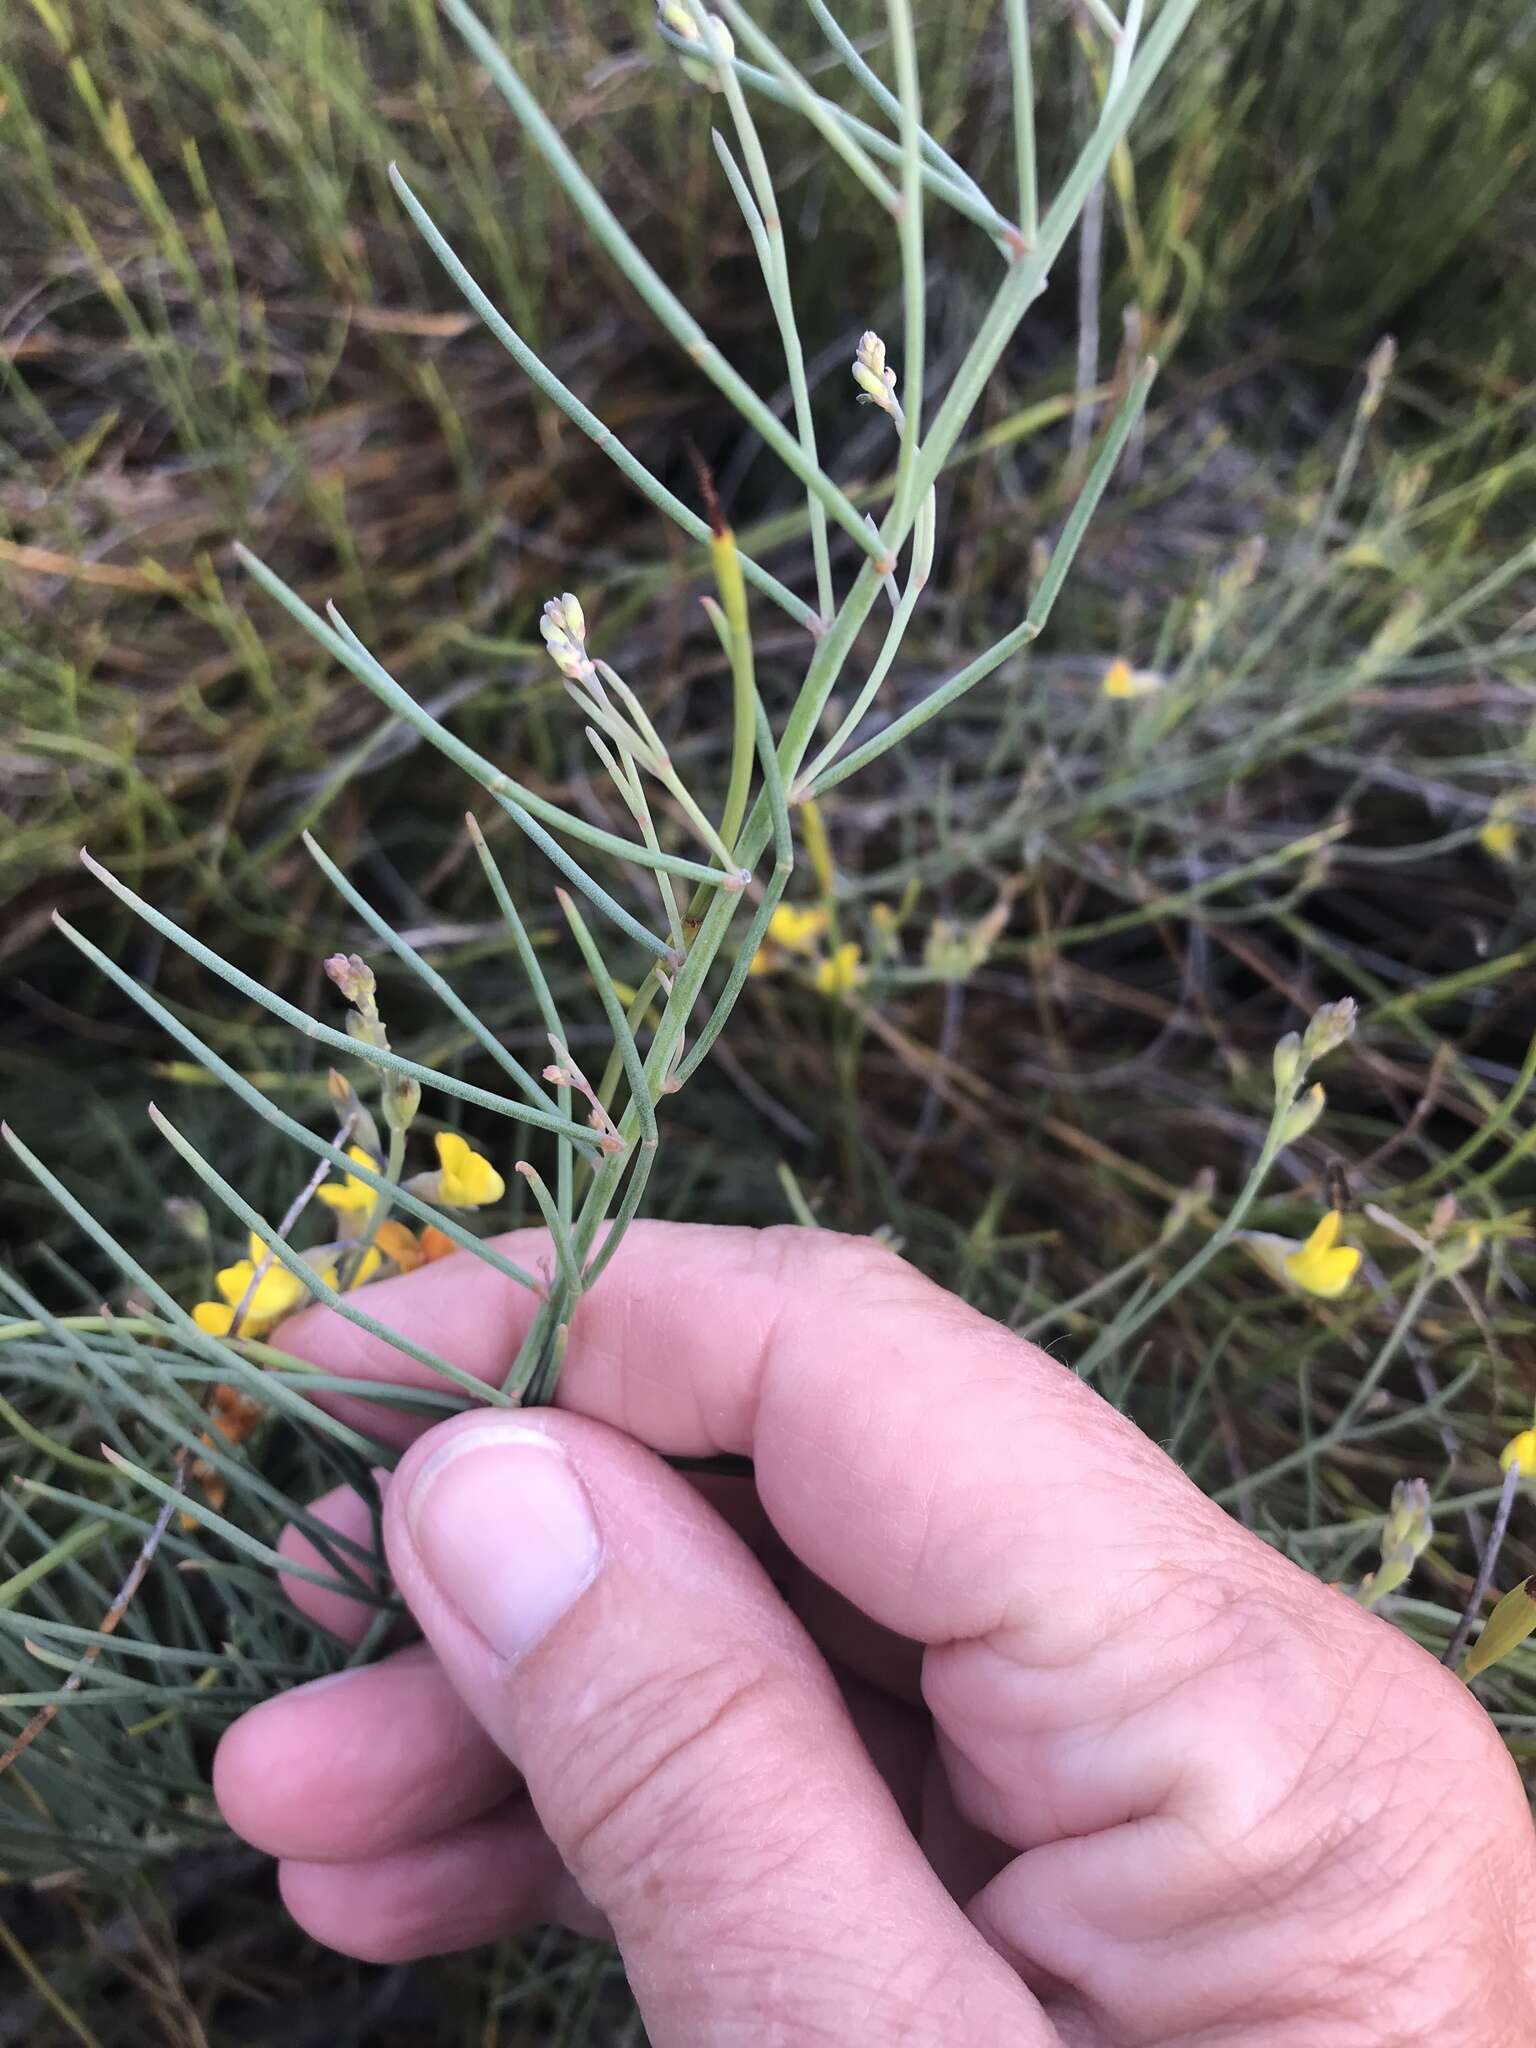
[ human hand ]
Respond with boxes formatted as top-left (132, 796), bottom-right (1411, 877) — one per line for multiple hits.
top-left (215, 1224), bottom-right (1536, 2045)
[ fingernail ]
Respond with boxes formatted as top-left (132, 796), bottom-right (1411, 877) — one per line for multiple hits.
top-left (405, 1425), bottom-right (601, 1662)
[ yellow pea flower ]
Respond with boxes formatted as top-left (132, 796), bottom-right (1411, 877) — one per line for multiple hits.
top-left (814, 942), bottom-right (863, 998)
top-left (194, 1235), bottom-right (337, 1338)
top-left (1499, 1429), bottom-right (1536, 1478)
top-left (314, 1144), bottom-right (381, 1218)
top-left (347, 1246), bottom-right (384, 1289)
top-left (1283, 1209), bottom-right (1361, 1299)
top-left (1102, 657), bottom-right (1164, 700)
top-left (750, 903), bottom-right (831, 977)
top-left (435, 1131), bottom-right (506, 1208)
top-left (768, 904), bottom-right (828, 953)
top-left (1480, 819), bottom-right (1518, 864)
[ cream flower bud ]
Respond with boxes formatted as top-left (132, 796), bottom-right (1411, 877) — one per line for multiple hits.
top-left (852, 330), bottom-right (899, 416)
top-left (1302, 997), bottom-right (1357, 1062)
top-left (1277, 1081), bottom-right (1326, 1145)
top-left (657, 3), bottom-right (733, 84)
top-left (1272, 1031), bottom-right (1303, 1096)
top-left (539, 593), bottom-right (591, 681)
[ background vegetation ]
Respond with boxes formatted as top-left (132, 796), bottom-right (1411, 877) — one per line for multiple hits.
top-left (3, 0), bottom-right (1535, 2038)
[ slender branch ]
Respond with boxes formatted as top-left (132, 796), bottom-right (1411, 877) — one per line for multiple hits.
top-left (1004, 0), bottom-right (1038, 245)
top-left (389, 163), bottom-right (819, 635)
top-left (1444, 1462), bottom-right (1523, 1670)
top-left (441, 0), bottom-right (892, 570)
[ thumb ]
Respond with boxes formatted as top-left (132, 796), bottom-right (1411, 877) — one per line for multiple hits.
top-left (384, 1410), bottom-right (1044, 2047)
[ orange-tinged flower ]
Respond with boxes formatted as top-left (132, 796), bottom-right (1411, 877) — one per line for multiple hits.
top-left (420, 1225), bottom-right (457, 1263)
top-left (188, 1383), bottom-right (267, 1516)
top-left (374, 1220), bottom-right (425, 1273)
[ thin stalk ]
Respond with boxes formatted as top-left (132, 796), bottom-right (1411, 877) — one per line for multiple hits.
top-left (708, 525), bottom-right (758, 850)
top-left (1079, 0), bottom-right (1124, 40)
top-left (557, 892), bottom-right (658, 1149)
top-left (302, 831), bottom-right (561, 1116)
top-left (578, 1134), bottom-right (659, 1291)
top-left (441, 0), bottom-right (890, 570)
top-left (885, 0), bottom-right (925, 538)
top-left (513, 1164), bottom-right (584, 1308)
top-left (1109, 0), bottom-right (1146, 93)
top-left (1021, 1240), bottom-right (1163, 1342)
top-left (657, 25), bottom-right (1016, 247)
top-left (465, 814), bottom-right (575, 1231)
top-left (585, 730), bottom-right (686, 955)
top-left (75, 858), bottom-right (600, 1146)
top-left (674, 701), bottom-right (794, 1086)
top-left (708, 114), bottom-right (832, 619)
top-left (1004, 0), bottom-right (1038, 244)
top-left (595, 964), bottom-right (666, 1113)
top-left (798, 483), bottom-right (934, 788)
top-left (147, 1105), bottom-right (505, 1406)
top-left (1076, 1101), bottom-right (1290, 1382)
top-left (236, 545), bottom-right (727, 892)
top-left (897, 0), bottom-right (1198, 545)
top-left (52, 912), bottom-right (545, 1290)
top-left (810, 359), bottom-right (1155, 794)
top-left (1215, 1264), bottom-right (1443, 1508)
top-left (709, 0), bottom-right (901, 219)
top-left (1443, 1462), bottom-right (1523, 1671)
top-left (389, 164), bottom-right (818, 635)
top-left (800, 0), bottom-right (988, 206)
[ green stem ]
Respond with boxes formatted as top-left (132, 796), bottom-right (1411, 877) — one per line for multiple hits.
top-left (709, 0), bottom-right (900, 218)
top-left (52, 912), bottom-right (546, 1291)
top-left (514, 1164), bottom-right (584, 1309)
top-left (1004, 0), bottom-right (1038, 244)
top-left (390, 164), bottom-right (818, 635)
top-left (74, 860), bottom-right (600, 1146)
top-left (800, 0), bottom-right (989, 208)
top-left (1076, 1103), bottom-right (1290, 1382)
top-left (710, 46), bottom-right (833, 621)
top-left (303, 831), bottom-right (562, 1116)
top-left (464, 815), bottom-right (576, 1231)
top-left (236, 545), bottom-right (728, 895)
top-left (442, 0), bottom-right (889, 571)
top-left (657, 25), bottom-right (1015, 247)
top-left (709, 530), bottom-right (758, 852)
top-left (808, 358), bottom-right (1155, 795)
top-left (896, 0), bottom-right (1198, 544)
top-left (885, 0), bottom-right (926, 539)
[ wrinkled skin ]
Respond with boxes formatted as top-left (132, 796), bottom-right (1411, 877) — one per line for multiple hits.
top-left (216, 1224), bottom-right (1536, 2045)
